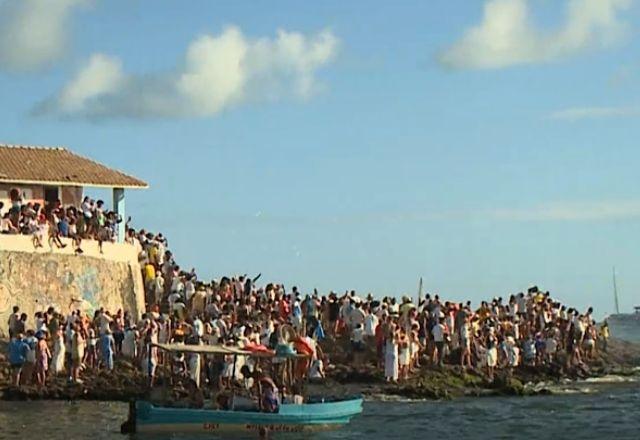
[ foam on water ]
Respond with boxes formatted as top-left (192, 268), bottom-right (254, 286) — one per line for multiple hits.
top-left (583, 375), bottom-right (639, 384)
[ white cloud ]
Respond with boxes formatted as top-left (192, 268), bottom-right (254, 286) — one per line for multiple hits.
top-left (0, 0), bottom-right (87, 72)
top-left (439, 0), bottom-right (632, 70)
top-left (548, 106), bottom-right (639, 121)
top-left (176, 28), bottom-right (248, 116)
top-left (54, 54), bottom-right (124, 113)
top-left (35, 26), bottom-right (339, 119)
top-left (489, 201), bottom-right (640, 221)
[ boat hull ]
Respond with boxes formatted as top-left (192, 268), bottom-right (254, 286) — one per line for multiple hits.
top-left (131, 397), bottom-right (363, 434)
top-left (137, 422), bottom-right (342, 434)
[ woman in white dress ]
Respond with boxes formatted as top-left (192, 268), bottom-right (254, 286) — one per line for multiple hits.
top-left (188, 352), bottom-right (201, 388)
top-left (220, 353), bottom-right (235, 388)
top-left (398, 330), bottom-right (410, 380)
top-left (122, 327), bottom-right (137, 359)
top-left (51, 325), bottom-right (66, 375)
top-left (384, 326), bottom-right (399, 383)
top-left (187, 335), bottom-right (202, 388)
top-left (486, 334), bottom-right (498, 381)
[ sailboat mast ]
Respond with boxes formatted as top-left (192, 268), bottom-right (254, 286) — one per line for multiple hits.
top-left (613, 267), bottom-right (620, 315)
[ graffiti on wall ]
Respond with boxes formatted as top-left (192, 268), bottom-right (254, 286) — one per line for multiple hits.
top-left (0, 250), bottom-right (143, 337)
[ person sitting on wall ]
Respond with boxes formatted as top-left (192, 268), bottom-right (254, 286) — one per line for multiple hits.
top-left (1, 212), bottom-right (19, 234)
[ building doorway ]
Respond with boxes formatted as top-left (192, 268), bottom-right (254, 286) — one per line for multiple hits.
top-left (44, 186), bottom-right (59, 205)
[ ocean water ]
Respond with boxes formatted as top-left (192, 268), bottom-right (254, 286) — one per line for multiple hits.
top-left (610, 320), bottom-right (640, 343)
top-left (1, 381), bottom-right (638, 440)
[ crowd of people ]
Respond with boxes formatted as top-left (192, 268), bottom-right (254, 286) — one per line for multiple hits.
top-left (0, 191), bottom-right (125, 254)
top-left (5, 282), bottom-right (608, 390)
top-left (4, 197), bottom-right (610, 404)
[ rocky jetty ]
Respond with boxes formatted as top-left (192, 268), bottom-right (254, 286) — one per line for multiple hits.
top-left (316, 336), bottom-right (640, 400)
top-left (0, 362), bottom-right (148, 402)
top-left (1, 338), bottom-right (638, 402)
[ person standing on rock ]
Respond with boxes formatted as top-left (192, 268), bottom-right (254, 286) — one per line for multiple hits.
top-left (7, 305), bottom-right (20, 338)
top-left (35, 331), bottom-right (51, 388)
top-left (599, 321), bottom-right (610, 352)
top-left (141, 320), bottom-right (159, 386)
top-left (15, 313), bottom-right (27, 338)
top-left (398, 329), bottom-right (411, 380)
top-left (8, 333), bottom-right (29, 386)
top-left (431, 317), bottom-right (446, 367)
top-left (101, 328), bottom-right (116, 371)
top-left (113, 310), bottom-right (125, 355)
top-left (71, 324), bottom-right (86, 383)
top-left (122, 325), bottom-right (138, 359)
top-left (96, 308), bottom-right (113, 337)
top-left (460, 316), bottom-right (472, 369)
top-left (22, 330), bottom-right (37, 385)
top-left (486, 332), bottom-right (498, 382)
top-left (51, 325), bottom-right (66, 375)
top-left (384, 323), bottom-right (399, 383)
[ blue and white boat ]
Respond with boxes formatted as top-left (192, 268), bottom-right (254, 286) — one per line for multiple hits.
top-left (124, 397), bottom-right (363, 434)
top-left (121, 342), bottom-right (363, 434)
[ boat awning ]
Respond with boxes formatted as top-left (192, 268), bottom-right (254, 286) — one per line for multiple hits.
top-left (152, 343), bottom-right (307, 359)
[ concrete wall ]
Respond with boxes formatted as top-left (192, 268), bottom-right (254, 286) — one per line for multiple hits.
top-left (0, 235), bottom-right (145, 337)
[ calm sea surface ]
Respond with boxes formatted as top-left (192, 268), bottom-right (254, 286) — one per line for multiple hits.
top-left (0, 381), bottom-right (638, 440)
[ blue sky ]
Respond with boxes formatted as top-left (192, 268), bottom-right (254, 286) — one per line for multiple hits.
top-left (1, 0), bottom-right (639, 317)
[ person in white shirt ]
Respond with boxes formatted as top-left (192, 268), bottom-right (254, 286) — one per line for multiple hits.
top-left (309, 357), bottom-right (325, 380)
top-left (388, 298), bottom-right (400, 316)
top-left (122, 326), bottom-right (138, 358)
top-left (96, 310), bottom-right (113, 336)
top-left (168, 292), bottom-right (182, 312)
top-left (351, 323), bottom-right (365, 365)
top-left (545, 332), bottom-right (558, 363)
top-left (153, 272), bottom-right (165, 306)
top-left (350, 302), bottom-right (366, 330)
top-left (213, 318), bottom-right (229, 340)
top-left (364, 311), bottom-right (379, 338)
top-left (193, 316), bottom-right (204, 339)
top-left (431, 318), bottom-right (446, 366)
top-left (173, 301), bottom-right (187, 319)
top-left (459, 318), bottom-right (472, 368)
top-left (184, 277), bottom-right (196, 303)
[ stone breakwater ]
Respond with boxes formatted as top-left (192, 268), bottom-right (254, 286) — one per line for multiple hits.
top-left (317, 337), bottom-right (640, 400)
top-left (0, 338), bottom-right (638, 402)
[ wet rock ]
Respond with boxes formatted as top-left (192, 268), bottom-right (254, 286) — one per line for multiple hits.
top-left (0, 357), bottom-right (149, 402)
top-left (319, 337), bottom-right (640, 401)
top-left (1, 337), bottom-right (639, 402)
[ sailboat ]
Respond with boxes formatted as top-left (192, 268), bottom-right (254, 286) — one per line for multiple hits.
top-left (606, 267), bottom-right (640, 324)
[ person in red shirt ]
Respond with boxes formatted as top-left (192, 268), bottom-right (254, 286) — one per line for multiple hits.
top-left (279, 296), bottom-right (290, 320)
top-left (375, 318), bottom-right (386, 368)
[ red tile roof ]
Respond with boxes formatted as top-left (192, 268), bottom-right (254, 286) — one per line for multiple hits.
top-left (0, 144), bottom-right (148, 189)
